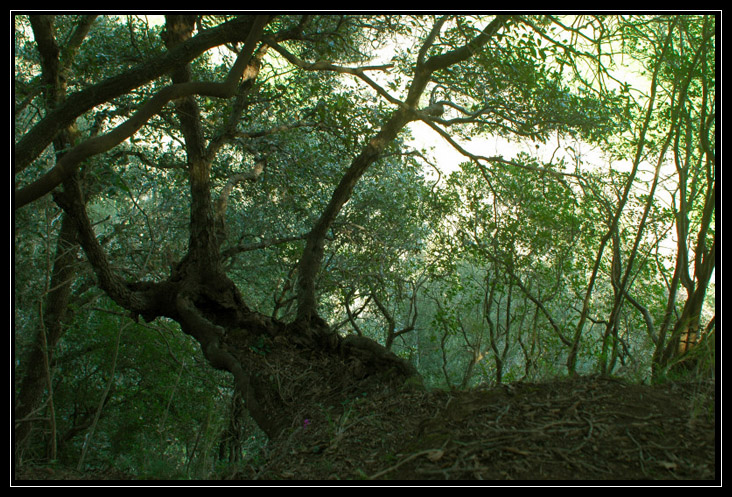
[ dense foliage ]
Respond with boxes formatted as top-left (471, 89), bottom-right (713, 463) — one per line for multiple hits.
top-left (13, 14), bottom-right (715, 478)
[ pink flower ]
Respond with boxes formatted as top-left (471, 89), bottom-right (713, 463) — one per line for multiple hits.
top-left (303, 419), bottom-right (311, 429)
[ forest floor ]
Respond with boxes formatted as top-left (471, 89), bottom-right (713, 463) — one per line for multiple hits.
top-left (239, 374), bottom-right (717, 482)
top-left (15, 374), bottom-right (717, 483)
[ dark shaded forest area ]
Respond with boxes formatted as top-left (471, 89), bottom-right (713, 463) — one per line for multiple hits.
top-left (13, 14), bottom-right (716, 482)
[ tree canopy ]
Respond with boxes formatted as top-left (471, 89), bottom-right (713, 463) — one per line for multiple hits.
top-left (13, 14), bottom-right (715, 479)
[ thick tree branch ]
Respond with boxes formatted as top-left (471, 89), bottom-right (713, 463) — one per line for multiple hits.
top-left (15, 16), bottom-right (264, 174)
top-left (51, 175), bottom-right (171, 322)
top-left (61, 15), bottom-right (98, 59)
top-left (406, 15), bottom-right (512, 107)
top-left (205, 46), bottom-right (269, 162)
top-left (417, 16), bottom-right (450, 67)
top-left (15, 16), bottom-right (270, 210)
top-left (28, 16), bottom-right (61, 106)
top-left (295, 107), bottom-right (413, 322)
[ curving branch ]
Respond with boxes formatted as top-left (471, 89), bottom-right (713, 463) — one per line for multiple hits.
top-left (417, 16), bottom-right (450, 67)
top-left (406, 15), bottom-right (513, 107)
top-left (15, 16), bottom-right (265, 175)
top-left (15, 16), bottom-right (270, 210)
top-left (51, 174), bottom-right (173, 322)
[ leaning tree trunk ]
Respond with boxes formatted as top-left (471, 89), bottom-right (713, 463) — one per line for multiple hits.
top-left (295, 109), bottom-right (411, 325)
top-left (295, 15), bottom-right (512, 324)
top-left (54, 155), bottom-right (421, 442)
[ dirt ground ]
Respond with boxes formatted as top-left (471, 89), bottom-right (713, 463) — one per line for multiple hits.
top-left (15, 374), bottom-right (717, 483)
top-left (238, 374), bottom-right (717, 482)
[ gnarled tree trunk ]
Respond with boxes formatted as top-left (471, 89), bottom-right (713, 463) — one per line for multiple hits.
top-left (48, 15), bottom-right (421, 441)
